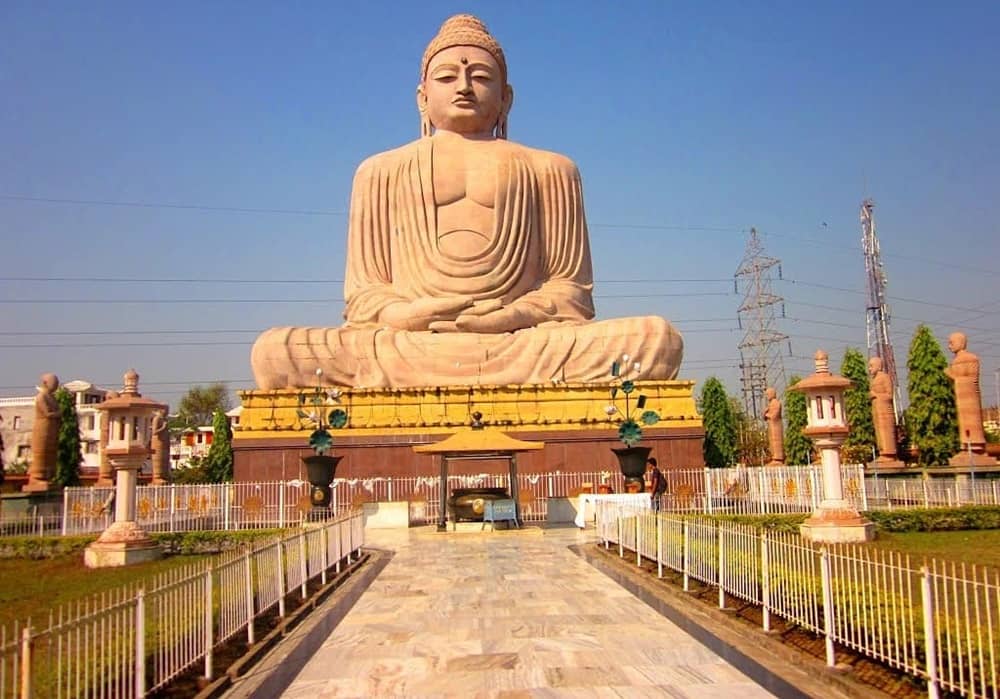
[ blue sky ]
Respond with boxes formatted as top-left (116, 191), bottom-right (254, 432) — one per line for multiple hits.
top-left (2, 1), bottom-right (999, 411)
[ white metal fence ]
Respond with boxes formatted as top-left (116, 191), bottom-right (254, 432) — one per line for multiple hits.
top-left (598, 503), bottom-right (1000, 699)
top-left (0, 511), bottom-right (364, 699)
top-left (0, 466), bottom-right (997, 538)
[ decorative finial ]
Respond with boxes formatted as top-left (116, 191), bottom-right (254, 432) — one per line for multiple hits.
top-left (122, 369), bottom-right (139, 396)
top-left (471, 411), bottom-right (484, 429)
top-left (814, 350), bottom-right (829, 375)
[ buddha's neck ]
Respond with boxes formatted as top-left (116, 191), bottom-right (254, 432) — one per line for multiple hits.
top-left (432, 129), bottom-right (496, 142)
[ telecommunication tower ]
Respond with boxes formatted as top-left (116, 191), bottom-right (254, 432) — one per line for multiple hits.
top-left (861, 199), bottom-right (901, 420)
top-left (735, 227), bottom-right (788, 420)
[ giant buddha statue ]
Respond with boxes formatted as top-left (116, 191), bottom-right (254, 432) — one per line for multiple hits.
top-left (251, 15), bottom-right (683, 389)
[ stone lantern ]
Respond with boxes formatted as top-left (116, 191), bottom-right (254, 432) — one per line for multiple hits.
top-left (84, 369), bottom-right (165, 568)
top-left (791, 350), bottom-right (874, 543)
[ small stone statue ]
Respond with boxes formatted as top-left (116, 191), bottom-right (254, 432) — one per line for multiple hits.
top-left (149, 409), bottom-right (171, 485)
top-left (763, 387), bottom-right (785, 465)
top-left (868, 357), bottom-right (899, 463)
top-left (944, 332), bottom-right (994, 465)
top-left (25, 373), bottom-right (60, 492)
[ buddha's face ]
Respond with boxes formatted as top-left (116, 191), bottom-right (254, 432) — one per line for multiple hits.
top-left (948, 332), bottom-right (966, 353)
top-left (419, 45), bottom-right (510, 137)
top-left (868, 357), bottom-right (882, 376)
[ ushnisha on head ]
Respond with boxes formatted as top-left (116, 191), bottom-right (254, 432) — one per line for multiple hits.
top-left (948, 331), bottom-right (967, 353)
top-left (417, 14), bottom-right (514, 139)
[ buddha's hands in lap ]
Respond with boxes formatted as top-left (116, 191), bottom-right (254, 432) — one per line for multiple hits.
top-left (429, 300), bottom-right (547, 334)
top-left (379, 296), bottom-right (474, 331)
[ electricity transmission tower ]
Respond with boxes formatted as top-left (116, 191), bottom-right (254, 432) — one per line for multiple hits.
top-left (861, 199), bottom-right (901, 421)
top-left (735, 227), bottom-right (788, 420)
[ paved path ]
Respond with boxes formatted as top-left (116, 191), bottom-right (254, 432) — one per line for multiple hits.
top-left (281, 526), bottom-right (775, 698)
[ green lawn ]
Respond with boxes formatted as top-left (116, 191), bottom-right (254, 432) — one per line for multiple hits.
top-left (869, 529), bottom-right (1000, 570)
top-left (0, 553), bottom-right (207, 631)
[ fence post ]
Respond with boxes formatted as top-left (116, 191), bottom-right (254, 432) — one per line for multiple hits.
top-left (819, 548), bottom-right (836, 667)
top-left (279, 487), bottom-right (286, 529)
top-left (761, 531), bottom-right (770, 632)
top-left (682, 520), bottom-right (690, 592)
top-left (204, 568), bottom-right (214, 681)
top-left (859, 469), bottom-right (869, 511)
top-left (62, 488), bottom-right (69, 536)
top-left (224, 486), bottom-right (232, 531)
top-left (20, 625), bottom-right (31, 699)
top-left (170, 485), bottom-right (177, 532)
top-left (617, 510), bottom-right (623, 558)
top-left (703, 470), bottom-right (713, 514)
top-left (657, 514), bottom-right (663, 578)
top-left (547, 473), bottom-right (554, 498)
top-left (717, 526), bottom-right (726, 609)
top-left (636, 512), bottom-right (642, 566)
top-left (244, 550), bottom-right (255, 645)
top-left (387, 477), bottom-right (393, 502)
top-left (135, 589), bottom-right (146, 698)
top-left (757, 469), bottom-right (766, 515)
top-left (920, 566), bottom-right (940, 699)
top-left (277, 541), bottom-right (287, 618)
top-left (320, 526), bottom-right (329, 585)
top-left (809, 468), bottom-right (819, 509)
top-left (299, 532), bottom-right (308, 599)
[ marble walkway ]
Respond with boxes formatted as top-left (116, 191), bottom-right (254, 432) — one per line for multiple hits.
top-left (280, 525), bottom-right (776, 698)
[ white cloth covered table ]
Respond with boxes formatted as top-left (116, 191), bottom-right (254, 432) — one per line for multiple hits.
top-left (574, 493), bottom-right (650, 528)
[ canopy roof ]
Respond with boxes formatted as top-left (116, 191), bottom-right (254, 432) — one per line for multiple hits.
top-left (412, 428), bottom-right (544, 455)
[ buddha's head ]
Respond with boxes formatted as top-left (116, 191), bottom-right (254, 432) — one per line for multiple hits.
top-left (868, 356), bottom-right (883, 376)
top-left (40, 373), bottom-right (59, 393)
top-left (417, 14), bottom-right (514, 139)
top-left (948, 331), bottom-right (967, 354)
top-left (765, 386), bottom-right (776, 400)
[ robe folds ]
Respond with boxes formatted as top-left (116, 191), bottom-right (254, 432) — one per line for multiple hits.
top-left (252, 137), bottom-right (683, 389)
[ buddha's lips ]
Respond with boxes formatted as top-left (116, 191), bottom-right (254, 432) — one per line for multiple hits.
top-left (452, 98), bottom-right (476, 106)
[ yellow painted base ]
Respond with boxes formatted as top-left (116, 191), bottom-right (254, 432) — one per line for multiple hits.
top-left (235, 380), bottom-right (701, 441)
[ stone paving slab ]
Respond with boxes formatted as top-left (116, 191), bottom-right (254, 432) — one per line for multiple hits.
top-left (280, 526), bottom-right (775, 698)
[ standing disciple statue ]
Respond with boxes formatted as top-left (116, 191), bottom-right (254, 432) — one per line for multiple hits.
top-left (149, 409), bottom-right (171, 485)
top-left (763, 387), bottom-right (784, 465)
top-left (944, 332), bottom-right (990, 461)
top-left (25, 373), bottom-right (60, 491)
top-left (251, 14), bottom-right (683, 390)
top-left (868, 357), bottom-right (899, 463)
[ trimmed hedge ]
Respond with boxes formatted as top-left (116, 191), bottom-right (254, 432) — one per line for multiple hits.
top-left (153, 529), bottom-right (288, 555)
top-left (701, 506), bottom-right (1000, 534)
top-left (865, 506), bottom-right (1000, 532)
top-left (0, 529), bottom-right (288, 559)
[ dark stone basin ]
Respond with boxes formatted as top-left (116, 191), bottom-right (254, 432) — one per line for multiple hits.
top-left (448, 487), bottom-right (509, 521)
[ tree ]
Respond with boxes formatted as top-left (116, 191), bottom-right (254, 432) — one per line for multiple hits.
top-left (171, 383), bottom-right (231, 430)
top-left (172, 455), bottom-right (211, 484)
top-left (730, 397), bottom-right (768, 466)
top-left (700, 377), bottom-right (737, 468)
top-left (205, 409), bottom-right (233, 483)
top-left (53, 387), bottom-right (82, 488)
top-left (904, 324), bottom-right (958, 465)
top-left (841, 347), bottom-right (876, 463)
top-left (784, 376), bottom-right (813, 465)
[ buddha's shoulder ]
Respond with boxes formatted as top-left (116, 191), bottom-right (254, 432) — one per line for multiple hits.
top-left (502, 141), bottom-right (580, 175)
top-left (353, 140), bottom-right (424, 177)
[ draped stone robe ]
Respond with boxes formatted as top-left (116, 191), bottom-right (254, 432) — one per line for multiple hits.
top-left (251, 138), bottom-right (683, 389)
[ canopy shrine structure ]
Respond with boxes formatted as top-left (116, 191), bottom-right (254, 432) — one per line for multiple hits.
top-left (413, 426), bottom-right (544, 531)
